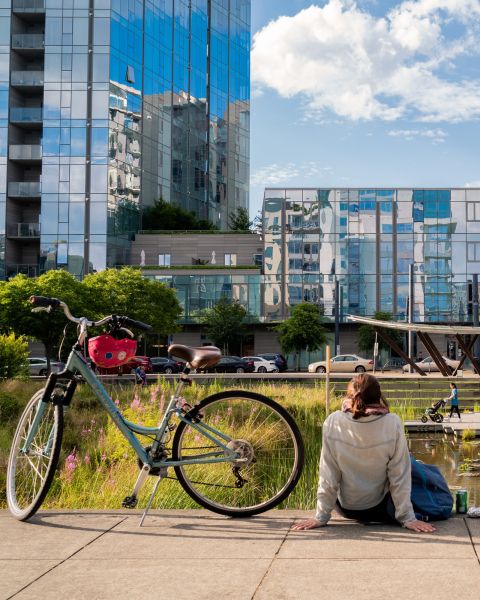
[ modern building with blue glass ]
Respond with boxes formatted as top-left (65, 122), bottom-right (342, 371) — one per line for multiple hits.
top-left (263, 188), bottom-right (480, 328)
top-left (1, 0), bottom-right (250, 279)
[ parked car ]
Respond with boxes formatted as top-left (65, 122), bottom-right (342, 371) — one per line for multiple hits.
top-left (402, 356), bottom-right (460, 373)
top-left (95, 356), bottom-right (153, 376)
top-left (150, 357), bottom-right (185, 374)
top-left (242, 356), bottom-right (278, 373)
top-left (257, 353), bottom-right (288, 372)
top-left (308, 354), bottom-right (374, 374)
top-left (200, 356), bottom-right (255, 373)
top-left (28, 357), bottom-right (65, 376)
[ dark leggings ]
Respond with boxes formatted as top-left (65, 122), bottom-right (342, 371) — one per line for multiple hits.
top-left (336, 492), bottom-right (397, 524)
top-left (449, 405), bottom-right (461, 418)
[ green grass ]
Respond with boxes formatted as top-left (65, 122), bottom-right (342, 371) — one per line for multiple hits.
top-left (0, 378), bottom-right (456, 511)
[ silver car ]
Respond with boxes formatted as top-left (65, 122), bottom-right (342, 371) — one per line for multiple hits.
top-left (28, 357), bottom-right (65, 376)
top-left (308, 354), bottom-right (374, 374)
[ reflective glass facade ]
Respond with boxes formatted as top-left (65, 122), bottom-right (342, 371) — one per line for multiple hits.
top-left (264, 188), bottom-right (480, 324)
top-left (4, 0), bottom-right (250, 279)
top-left (0, 0), bottom-right (9, 279)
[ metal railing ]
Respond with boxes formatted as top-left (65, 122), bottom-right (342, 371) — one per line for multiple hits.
top-left (9, 145), bottom-right (42, 160)
top-left (6, 263), bottom-right (42, 277)
top-left (10, 107), bottom-right (43, 122)
top-left (8, 181), bottom-right (41, 197)
top-left (8, 223), bottom-right (40, 238)
top-left (11, 71), bottom-right (44, 86)
top-left (11, 34), bottom-right (45, 49)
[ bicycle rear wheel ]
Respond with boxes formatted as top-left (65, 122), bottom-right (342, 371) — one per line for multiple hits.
top-left (172, 390), bottom-right (304, 517)
top-left (7, 389), bottom-right (64, 520)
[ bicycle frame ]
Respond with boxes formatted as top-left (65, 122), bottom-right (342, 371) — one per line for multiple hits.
top-left (51, 348), bottom-right (240, 469)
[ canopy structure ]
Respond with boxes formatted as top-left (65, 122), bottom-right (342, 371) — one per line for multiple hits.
top-left (347, 315), bottom-right (480, 376)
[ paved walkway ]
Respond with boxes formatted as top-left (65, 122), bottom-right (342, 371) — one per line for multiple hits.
top-left (1, 510), bottom-right (480, 599)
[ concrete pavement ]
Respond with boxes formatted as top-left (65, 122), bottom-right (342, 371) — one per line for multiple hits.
top-left (1, 510), bottom-right (480, 599)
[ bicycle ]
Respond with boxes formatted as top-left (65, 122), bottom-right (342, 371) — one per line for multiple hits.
top-left (6, 296), bottom-right (305, 524)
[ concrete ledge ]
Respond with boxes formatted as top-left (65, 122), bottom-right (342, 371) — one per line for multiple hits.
top-left (1, 510), bottom-right (479, 599)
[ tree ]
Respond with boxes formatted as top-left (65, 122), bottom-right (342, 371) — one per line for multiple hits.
top-left (0, 270), bottom-right (86, 369)
top-left (83, 267), bottom-right (182, 336)
top-left (357, 311), bottom-right (403, 355)
top-left (228, 207), bottom-right (252, 231)
top-left (142, 198), bottom-right (218, 231)
top-left (275, 303), bottom-right (329, 371)
top-left (201, 297), bottom-right (247, 354)
top-left (0, 333), bottom-right (29, 379)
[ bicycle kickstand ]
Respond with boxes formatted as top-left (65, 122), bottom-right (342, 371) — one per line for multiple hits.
top-left (139, 474), bottom-right (164, 527)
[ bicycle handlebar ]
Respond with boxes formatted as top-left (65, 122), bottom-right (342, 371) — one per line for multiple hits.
top-left (29, 296), bottom-right (152, 332)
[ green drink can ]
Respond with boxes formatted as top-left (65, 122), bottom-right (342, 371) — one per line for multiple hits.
top-left (456, 489), bottom-right (468, 514)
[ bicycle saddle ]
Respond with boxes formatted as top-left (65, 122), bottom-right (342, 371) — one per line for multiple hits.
top-left (168, 344), bottom-right (221, 369)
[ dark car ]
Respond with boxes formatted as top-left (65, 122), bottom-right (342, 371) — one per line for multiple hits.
top-left (258, 353), bottom-right (288, 372)
top-left (96, 356), bottom-right (153, 376)
top-left (201, 356), bottom-right (255, 373)
top-left (150, 357), bottom-right (185, 374)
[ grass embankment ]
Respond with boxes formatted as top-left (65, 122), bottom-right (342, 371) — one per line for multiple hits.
top-left (0, 379), bottom-right (432, 511)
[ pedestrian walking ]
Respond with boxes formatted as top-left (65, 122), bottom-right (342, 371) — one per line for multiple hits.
top-left (292, 373), bottom-right (435, 533)
top-left (447, 382), bottom-right (460, 419)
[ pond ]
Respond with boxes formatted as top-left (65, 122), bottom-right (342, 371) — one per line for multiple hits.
top-left (408, 433), bottom-right (480, 508)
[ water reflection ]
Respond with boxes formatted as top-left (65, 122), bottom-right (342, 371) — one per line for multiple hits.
top-left (408, 433), bottom-right (480, 507)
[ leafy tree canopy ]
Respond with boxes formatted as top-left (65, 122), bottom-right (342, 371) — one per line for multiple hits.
top-left (228, 207), bottom-right (252, 231)
top-left (275, 303), bottom-right (329, 361)
top-left (200, 296), bottom-right (247, 354)
top-left (142, 198), bottom-right (218, 231)
top-left (83, 267), bottom-right (182, 335)
top-left (0, 270), bottom-right (86, 362)
top-left (357, 311), bottom-right (403, 354)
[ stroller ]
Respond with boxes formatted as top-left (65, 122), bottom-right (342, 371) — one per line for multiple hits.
top-left (420, 398), bottom-right (446, 423)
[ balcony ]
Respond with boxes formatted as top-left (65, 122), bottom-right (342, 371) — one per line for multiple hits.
top-left (9, 144), bottom-right (42, 162)
top-left (12, 0), bottom-right (45, 14)
top-left (10, 107), bottom-right (43, 127)
top-left (8, 223), bottom-right (40, 239)
top-left (8, 181), bottom-right (41, 198)
top-left (11, 71), bottom-right (44, 89)
top-left (6, 264), bottom-right (42, 278)
top-left (11, 34), bottom-right (45, 52)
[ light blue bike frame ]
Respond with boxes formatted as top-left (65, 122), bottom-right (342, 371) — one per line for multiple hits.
top-left (65, 349), bottom-right (239, 469)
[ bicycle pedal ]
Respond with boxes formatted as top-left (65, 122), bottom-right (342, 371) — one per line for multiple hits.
top-left (122, 495), bottom-right (138, 509)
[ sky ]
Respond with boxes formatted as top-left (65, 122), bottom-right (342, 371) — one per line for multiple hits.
top-left (249, 0), bottom-right (480, 216)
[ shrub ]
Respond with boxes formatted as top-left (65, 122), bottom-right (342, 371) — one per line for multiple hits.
top-left (0, 334), bottom-right (29, 379)
top-left (462, 428), bottom-right (476, 442)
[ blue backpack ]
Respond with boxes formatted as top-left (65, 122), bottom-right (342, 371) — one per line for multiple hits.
top-left (388, 456), bottom-right (453, 522)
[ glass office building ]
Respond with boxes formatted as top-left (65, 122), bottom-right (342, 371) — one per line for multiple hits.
top-left (263, 188), bottom-right (480, 324)
top-left (3, 0), bottom-right (250, 279)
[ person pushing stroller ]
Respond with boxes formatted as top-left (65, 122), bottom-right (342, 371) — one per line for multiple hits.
top-left (446, 382), bottom-right (460, 420)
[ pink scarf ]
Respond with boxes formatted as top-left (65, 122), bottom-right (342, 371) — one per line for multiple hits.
top-left (342, 398), bottom-right (389, 417)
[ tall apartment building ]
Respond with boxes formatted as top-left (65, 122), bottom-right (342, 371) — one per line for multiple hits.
top-left (1, 0), bottom-right (250, 279)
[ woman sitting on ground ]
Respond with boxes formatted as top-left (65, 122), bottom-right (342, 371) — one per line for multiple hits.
top-left (293, 373), bottom-right (435, 533)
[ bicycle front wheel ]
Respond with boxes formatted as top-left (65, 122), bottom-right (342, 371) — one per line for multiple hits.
top-left (7, 389), bottom-right (64, 520)
top-left (172, 390), bottom-right (304, 517)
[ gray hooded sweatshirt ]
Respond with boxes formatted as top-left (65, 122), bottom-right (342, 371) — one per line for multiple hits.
top-left (315, 411), bottom-right (416, 526)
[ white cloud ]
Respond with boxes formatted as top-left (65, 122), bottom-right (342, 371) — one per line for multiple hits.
top-left (251, 162), bottom-right (333, 187)
top-left (252, 0), bottom-right (480, 123)
top-left (388, 128), bottom-right (448, 142)
top-left (465, 181), bottom-right (480, 188)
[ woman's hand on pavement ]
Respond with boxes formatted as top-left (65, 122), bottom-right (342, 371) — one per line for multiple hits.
top-left (291, 518), bottom-right (325, 531)
top-left (404, 519), bottom-right (436, 533)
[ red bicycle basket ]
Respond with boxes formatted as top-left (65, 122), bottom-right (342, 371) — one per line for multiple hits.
top-left (88, 334), bottom-right (137, 368)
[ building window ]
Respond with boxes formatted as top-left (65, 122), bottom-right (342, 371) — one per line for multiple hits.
top-left (467, 243), bottom-right (480, 262)
top-left (158, 254), bottom-right (171, 267)
top-left (467, 203), bottom-right (480, 221)
top-left (126, 65), bottom-right (135, 84)
top-left (225, 253), bottom-right (237, 266)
